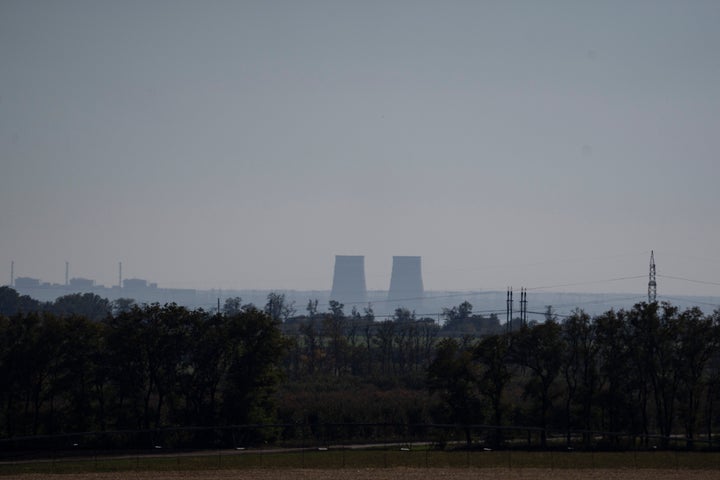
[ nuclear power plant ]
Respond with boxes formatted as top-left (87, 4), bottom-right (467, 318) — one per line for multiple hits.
top-left (330, 255), bottom-right (367, 305)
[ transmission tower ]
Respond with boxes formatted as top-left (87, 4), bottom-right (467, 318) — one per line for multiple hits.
top-left (648, 250), bottom-right (657, 304)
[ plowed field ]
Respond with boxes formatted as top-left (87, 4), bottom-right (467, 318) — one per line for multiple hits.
top-left (2, 468), bottom-right (718, 480)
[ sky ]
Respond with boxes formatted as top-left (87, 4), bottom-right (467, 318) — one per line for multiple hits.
top-left (1, 0), bottom-right (719, 297)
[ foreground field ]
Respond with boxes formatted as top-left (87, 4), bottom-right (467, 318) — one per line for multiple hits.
top-left (2, 468), bottom-right (720, 480)
top-left (2, 450), bottom-right (720, 478)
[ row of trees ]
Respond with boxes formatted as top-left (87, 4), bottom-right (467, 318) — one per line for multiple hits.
top-left (0, 286), bottom-right (119, 321)
top-left (283, 301), bottom-right (440, 379)
top-left (0, 289), bottom-right (454, 437)
top-left (429, 303), bottom-right (720, 448)
top-left (0, 300), bottom-right (286, 437)
top-left (2, 285), bottom-right (720, 450)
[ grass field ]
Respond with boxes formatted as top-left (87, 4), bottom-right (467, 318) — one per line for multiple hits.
top-left (2, 448), bottom-right (720, 477)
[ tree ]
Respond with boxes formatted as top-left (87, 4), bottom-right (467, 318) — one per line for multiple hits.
top-left (103, 307), bottom-right (147, 429)
top-left (674, 307), bottom-right (716, 447)
top-left (345, 307), bottom-right (364, 375)
top-left (374, 320), bottom-right (396, 375)
top-left (704, 309), bottom-right (720, 446)
top-left (102, 303), bottom-right (194, 429)
top-left (111, 297), bottom-right (135, 316)
top-left (362, 305), bottom-right (376, 375)
top-left (441, 301), bottom-right (501, 337)
top-left (222, 297), bottom-right (242, 316)
top-left (442, 301), bottom-right (473, 323)
top-left (560, 309), bottom-right (598, 445)
top-left (474, 333), bottom-right (511, 446)
top-left (652, 303), bottom-right (682, 447)
top-left (14, 312), bottom-right (65, 435)
top-left (53, 315), bottom-right (105, 432)
top-left (52, 293), bottom-right (111, 321)
top-left (222, 307), bottom-right (289, 427)
top-left (625, 302), bottom-right (675, 446)
top-left (593, 309), bottom-right (633, 441)
top-left (0, 312), bottom-right (58, 435)
top-left (299, 320), bottom-right (321, 376)
top-left (306, 299), bottom-right (319, 319)
top-left (264, 292), bottom-right (296, 322)
top-left (324, 300), bottom-right (347, 375)
top-left (0, 287), bottom-right (41, 316)
top-left (544, 305), bottom-right (558, 323)
top-left (428, 338), bottom-right (482, 446)
top-left (140, 304), bottom-right (192, 429)
top-left (511, 320), bottom-right (563, 447)
top-left (179, 310), bottom-right (230, 426)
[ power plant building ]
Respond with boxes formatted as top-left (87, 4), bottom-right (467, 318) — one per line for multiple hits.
top-left (330, 255), bottom-right (367, 306)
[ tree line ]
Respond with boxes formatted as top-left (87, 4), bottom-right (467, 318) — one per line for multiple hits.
top-left (0, 287), bottom-right (286, 437)
top-left (1, 286), bottom-right (720, 450)
top-left (429, 303), bottom-right (720, 448)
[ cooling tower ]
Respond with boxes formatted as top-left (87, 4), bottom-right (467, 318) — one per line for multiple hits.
top-left (387, 256), bottom-right (424, 304)
top-left (330, 255), bottom-right (367, 306)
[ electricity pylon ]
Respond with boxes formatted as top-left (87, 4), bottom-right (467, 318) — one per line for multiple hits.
top-left (648, 250), bottom-right (657, 304)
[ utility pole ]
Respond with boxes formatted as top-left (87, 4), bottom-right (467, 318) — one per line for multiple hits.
top-left (648, 250), bottom-right (657, 304)
top-left (520, 287), bottom-right (528, 326)
top-left (506, 287), bottom-right (513, 334)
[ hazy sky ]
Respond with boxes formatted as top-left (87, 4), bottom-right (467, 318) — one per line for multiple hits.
top-left (2, 0), bottom-right (719, 297)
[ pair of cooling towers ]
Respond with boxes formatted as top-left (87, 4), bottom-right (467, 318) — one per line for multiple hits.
top-left (330, 255), bottom-right (424, 306)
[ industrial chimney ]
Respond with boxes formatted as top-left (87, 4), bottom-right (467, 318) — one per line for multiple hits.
top-left (330, 255), bottom-right (367, 306)
top-left (387, 256), bottom-right (424, 308)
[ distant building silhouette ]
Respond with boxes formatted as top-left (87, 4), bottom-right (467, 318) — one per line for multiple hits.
top-left (123, 278), bottom-right (148, 290)
top-left (387, 256), bottom-right (424, 308)
top-left (69, 277), bottom-right (94, 288)
top-left (14, 277), bottom-right (41, 288)
top-left (330, 255), bottom-right (367, 306)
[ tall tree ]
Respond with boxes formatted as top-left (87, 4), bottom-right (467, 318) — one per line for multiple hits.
top-left (222, 297), bottom-right (243, 316)
top-left (561, 309), bottom-right (598, 445)
top-left (177, 309), bottom-right (227, 426)
top-left (704, 309), bottom-right (720, 446)
top-left (674, 307), bottom-right (716, 447)
top-left (428, 338), bottom-right (482, 446)
top-left (593, 309), bottom-right (632, 440)
top-left (474, 333), bottom-right (511, 446)
top-left (511, 320), bottom-right (563, 447)
top-left (264, 292), bottom-right (295, 322)
top-left (324, 300), bottom-right (347, 375)
top-left (626, 302), bottom-right (678, 446)
top-left (222, 307), bottom-right (289, 426)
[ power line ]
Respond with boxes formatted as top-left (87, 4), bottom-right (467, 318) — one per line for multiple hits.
top-left (423, 250), bottom-right (650, 275)
top-left (544, 294), bottom-right (647, 311)
top-left (657, 274), bottom-right (720, 288)
top-left (525, 275), bottom-right (647, 292)
top-left (660, 295), bottom-right (720, 309)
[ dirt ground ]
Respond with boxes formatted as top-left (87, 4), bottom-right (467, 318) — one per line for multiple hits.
top-left (2, 468), bottom-right (718, 480)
